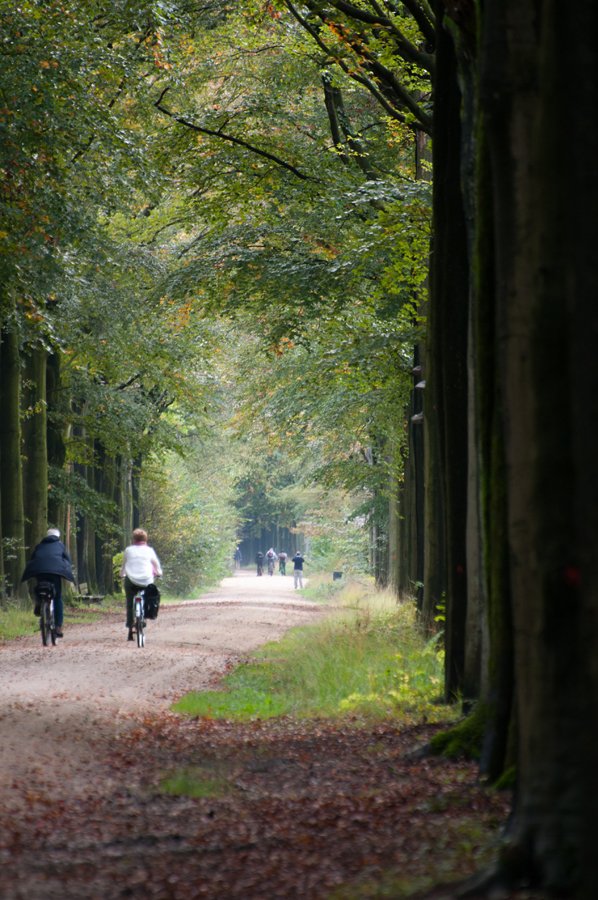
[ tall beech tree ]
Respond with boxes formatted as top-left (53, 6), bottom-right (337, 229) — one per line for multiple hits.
top-left (451, 1), bottom-right (598, 893)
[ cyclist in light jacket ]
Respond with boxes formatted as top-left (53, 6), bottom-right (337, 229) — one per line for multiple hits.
top-left (120, 528), bottom-right (162, 641)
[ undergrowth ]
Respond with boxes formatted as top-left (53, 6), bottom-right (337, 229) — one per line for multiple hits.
top-left (173, 580), bottom-right (455, 725)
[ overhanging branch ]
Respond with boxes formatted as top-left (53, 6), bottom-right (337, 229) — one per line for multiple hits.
top-left (154, 88), bottom-right (316, 182)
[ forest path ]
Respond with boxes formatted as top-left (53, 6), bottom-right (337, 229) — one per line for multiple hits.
top-left (0, 576), bottom-right (515, 900)
top-left (0, 572), bottom-right (321, 816)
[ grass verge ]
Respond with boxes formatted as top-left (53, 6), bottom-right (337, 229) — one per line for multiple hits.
top-left (0, 594), bottom-right (124, 641)
top-left (173, 579), bottom-right (455, 726)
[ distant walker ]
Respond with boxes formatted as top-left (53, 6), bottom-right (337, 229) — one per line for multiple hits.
top-left (292, 551), bottom-right (305, 589)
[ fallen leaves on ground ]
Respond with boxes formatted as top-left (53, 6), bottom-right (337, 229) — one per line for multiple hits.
top-left (0, 713), bottom-right (539, 899)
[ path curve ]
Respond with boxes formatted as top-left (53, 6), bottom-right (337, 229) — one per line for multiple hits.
top-left (0, 572), bottom-right (322, 816)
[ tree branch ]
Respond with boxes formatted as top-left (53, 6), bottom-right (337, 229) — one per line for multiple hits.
top-left (154, 88), bottom-right (316, 182)
top-left (284, 1), bottom-right (431, 135)
top-left (329, 0), bottom-right (435, 72)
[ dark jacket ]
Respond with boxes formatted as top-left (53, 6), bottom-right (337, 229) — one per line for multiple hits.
top-left (21, 536), bottom-right (75, 583)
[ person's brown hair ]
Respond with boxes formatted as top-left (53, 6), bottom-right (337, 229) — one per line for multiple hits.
top-left (132, 528), bottom-right (148, 543)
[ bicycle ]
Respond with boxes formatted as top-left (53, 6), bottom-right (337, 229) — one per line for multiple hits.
top-left (132, 587), bottom-right (146, 648)
top-left (35, 581), bottom-right (57, 647)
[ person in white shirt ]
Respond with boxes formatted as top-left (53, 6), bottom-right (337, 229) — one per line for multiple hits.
top-left (120, 528), bottom-right (162, 641)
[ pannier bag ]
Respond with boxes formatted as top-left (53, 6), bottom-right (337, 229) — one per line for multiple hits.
top-left (35, 581), bottom-right (56, 602)
top-left (144, 583), bottom-right (160, 620)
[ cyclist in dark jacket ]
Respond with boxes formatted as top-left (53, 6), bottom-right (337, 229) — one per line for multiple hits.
top-left (21, 528), bottom-right (75, 638)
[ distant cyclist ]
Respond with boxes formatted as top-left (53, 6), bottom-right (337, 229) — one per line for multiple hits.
top-left (256, 551), bottom-right (264, 576)
top-left (120, 528), bottom-right (162, 642)
top-left (21, 527), bottom-right (75, 638)
top-left (266, 547), bottom-right (277, 576)
top-left (278, 550), bottom-right (287, 575)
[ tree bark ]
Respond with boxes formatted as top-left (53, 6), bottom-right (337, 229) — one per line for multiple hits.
top-left (0, 327), bottom-right (27, 600)
top-left (46, 351), bottom-right (68, 532)
top-left (429, 7), bottom-right (470, 699)
top-left (474, 0), bottom-right (598, 892)
top-left (131, 453), bottom-right (142, 530)
top-left (22, 345), bottom-right (48, 554)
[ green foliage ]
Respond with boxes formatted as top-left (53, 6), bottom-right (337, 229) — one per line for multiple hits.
top-left (140, 433), bottom-right (240, 595)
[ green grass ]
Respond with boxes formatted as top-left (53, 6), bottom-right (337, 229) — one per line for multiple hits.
top-left (173, 581), bottom-right (453, 725)
top-left (0, 603), bottom-right (39, 641)
top-left (161, 768), bottom-right (233, 799)
top-left (0, 593), bottom-right (124, 640)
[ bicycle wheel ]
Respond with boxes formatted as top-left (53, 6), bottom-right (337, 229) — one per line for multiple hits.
top-left (40, 600), bottom-right (54, 647)
top-left (40, 612), bottom-right (49, 647)
top-left (49, 599), bottom-right (56, 646)
top-left (134, 597), bottom-right (145, 647)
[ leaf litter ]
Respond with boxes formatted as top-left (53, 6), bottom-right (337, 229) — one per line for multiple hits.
top-left (0, 708), bottom-right (531, 899)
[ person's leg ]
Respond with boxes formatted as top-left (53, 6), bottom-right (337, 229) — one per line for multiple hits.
top-left (124, 577), bottom-right (136, 629)
top-left (52, 576), bottom-right (64, 630)
top-left (36, 575), bottom-right (63, 629)
top-left (32, 581), bottom-right (41, 616)
top-left (294, 569), bottom-right (299, 588)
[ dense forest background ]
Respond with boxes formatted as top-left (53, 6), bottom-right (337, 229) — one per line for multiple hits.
top-left (2, 2), bottom-right (597, 895)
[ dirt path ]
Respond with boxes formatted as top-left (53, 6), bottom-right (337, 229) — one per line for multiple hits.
top-left (0, 573), bottom-right (322, 816)
top-left (0, 576), bottom-right (517, 900)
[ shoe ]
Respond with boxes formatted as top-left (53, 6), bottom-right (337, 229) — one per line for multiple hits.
top-left (127, 630), bottom-right (134, 641)
top-left (55, 629), bottom-right (63, 638)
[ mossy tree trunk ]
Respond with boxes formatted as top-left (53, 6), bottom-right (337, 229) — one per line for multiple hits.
top-left (0, 327), bottom-right (27, 600)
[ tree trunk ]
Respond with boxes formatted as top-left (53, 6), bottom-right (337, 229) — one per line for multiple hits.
top-left (95, 441), bottom-right (119, 594)
top-left (475, 1), bottom-right (598, 892)
top-left (46, 352), bottom-right (68, 532)
top-left (429, 10), bottom-right (470, 699)
top-left (131, 453), bottom-right (142, 530)
top-left (22, 345), bottom-right (48, 554)
top-left (0, 327), bottom-right (27, 600)
top-left (421, 364), bottom-right (445, 630)
top-left (397, 415), bottom-right (419, 597)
